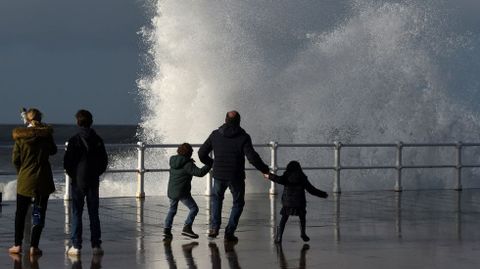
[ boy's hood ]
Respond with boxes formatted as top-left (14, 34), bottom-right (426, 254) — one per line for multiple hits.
top-left (170, 155), bottom-right (190, 169)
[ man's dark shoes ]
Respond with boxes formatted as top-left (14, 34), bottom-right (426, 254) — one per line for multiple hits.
top-left (163, 228), bottom-right (173, 242)
top-left (224, 233), bottom-right (238, 243)
top-left (208, 229), bottom-right (219, 239)
top-left (181, 225), bottom-right (199, 239)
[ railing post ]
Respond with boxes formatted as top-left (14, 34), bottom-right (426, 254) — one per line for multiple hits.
top-left (64, 142), bottom-right (71, 201)
top-left (395, 141), bottom-right (403, 192)
top-left (136, 141), bottom-right (146, 199)
top-left (334, 141), bottom-right (342, 193)
top-left (205, 152), bottom-right (213, 196)
top-left (455, 141), bottom-right (463, 191)
top-left (269, 141), bottom-right (278, 195)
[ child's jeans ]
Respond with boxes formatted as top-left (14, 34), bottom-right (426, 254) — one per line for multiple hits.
top-left (164, 194), bottom-right (199, 228)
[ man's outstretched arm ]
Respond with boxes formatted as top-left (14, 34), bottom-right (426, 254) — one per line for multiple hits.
top-left (244, 135), bottom-right (270, 174)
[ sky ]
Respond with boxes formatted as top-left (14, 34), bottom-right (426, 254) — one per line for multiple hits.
top-left (0, 0), bottom-right (148, 124)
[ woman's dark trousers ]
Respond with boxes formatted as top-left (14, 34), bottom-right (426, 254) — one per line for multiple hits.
top-left (14, 194), bottom-right (49, 247)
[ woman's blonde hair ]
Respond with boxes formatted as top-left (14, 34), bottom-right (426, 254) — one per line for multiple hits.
top-left (26, 108), bottom-right (42, 125)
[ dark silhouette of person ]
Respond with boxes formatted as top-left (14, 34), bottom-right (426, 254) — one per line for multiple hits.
top-left (9, 108), bottom-right (57, 256)
top-left (199, 111), bottom-right (270, 242)
top-left (64, 110), bottom-right (108, 256)
top-left (163, 143), bottom-right (210, 241)
top-left (266, 161), bottom-right (327, 243)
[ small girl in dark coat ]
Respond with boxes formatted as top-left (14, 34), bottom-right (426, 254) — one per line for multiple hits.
top-left (266, 161), bottom-right (328, 243)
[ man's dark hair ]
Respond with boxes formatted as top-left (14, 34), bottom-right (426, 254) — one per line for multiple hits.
top-left (177, 143), bottom-right (193, 158)
top-left (225, 110), bottom-right (241, 126)
top-left (76, 109), bottom-right (93, 128)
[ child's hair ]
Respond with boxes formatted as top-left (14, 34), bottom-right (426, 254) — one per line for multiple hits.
top-left (286, 161), bottom-right (301, 172)
top-left (177, 143), bottom-right (193, 158)
top-left (285, 161), bottom-right (306, 178)
top-left (75, 109), bottom-right (93, 127)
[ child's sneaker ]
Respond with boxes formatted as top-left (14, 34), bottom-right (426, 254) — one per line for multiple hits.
top-left (67, 246), bottom-right (81, 256)
top-left (301, 234), bottom-right (310, 242)
top-left (92, 246), bottom-right (104, 256)
top-left (163, 228), bottom-right (173, 241)
top-left (181, 225), bottom-right (199, 239)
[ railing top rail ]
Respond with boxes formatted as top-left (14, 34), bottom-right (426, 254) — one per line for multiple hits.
top-left (341, 143), bottom-right (396, 147)
top-left (145, 144), bottom-right (203, 149)
top-left (276, 143), bottom-right (334, 147)
top-left (2, 142), bottom-right (480, 150)
top-left (459, 143), bottom-right (480, 147)
top-left (402, 143), bottom-right (458, 147)
top-left (105, 143), bottom-right (138, 149)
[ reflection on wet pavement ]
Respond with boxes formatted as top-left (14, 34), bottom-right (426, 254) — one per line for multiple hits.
top-left (1, 190), bottom-right (480, 268)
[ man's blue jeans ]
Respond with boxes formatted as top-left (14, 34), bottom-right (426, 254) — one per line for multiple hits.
top-left (71, 184), bottom-right (102, 249)
top-left (211, 179), bottom-right (245, 235)
top-left (164, 194), bottom-right (199, 229)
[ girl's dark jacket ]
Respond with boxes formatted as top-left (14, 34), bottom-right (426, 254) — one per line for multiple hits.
top-left (269, 171), bottom-right (328, 209)
top-left (64, 127), bottom-right (108, 191)
top-left (12, 124), bottom-right (57, 197)
top-left (168, 155), bottom-right (211, 200)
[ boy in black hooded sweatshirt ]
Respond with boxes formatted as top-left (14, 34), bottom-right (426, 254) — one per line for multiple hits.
top-left (64, 110), bottom-right (108, 256)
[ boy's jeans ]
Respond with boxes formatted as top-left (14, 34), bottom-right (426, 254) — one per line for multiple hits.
top-left (164, 194), bottom-right (199, 228)
top-left (71, 184), bottom-right (102, 249)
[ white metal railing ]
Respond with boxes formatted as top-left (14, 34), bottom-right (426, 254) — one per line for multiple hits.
top-left (66, 141), bottom-right (480, 199)
top-left (2, 141), bottom-right (480, 200)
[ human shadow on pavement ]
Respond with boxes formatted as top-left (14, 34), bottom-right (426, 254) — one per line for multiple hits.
top-left (9, 253), bottom-right (39, 269)
top-left (164, 240), bottom-right (199, 269)
top-left (209, 241), bottom-right (242, 269)
top-left (68, 254), bottom-right (103, 269)
top-left (276, 244), bottom-right (309, 269)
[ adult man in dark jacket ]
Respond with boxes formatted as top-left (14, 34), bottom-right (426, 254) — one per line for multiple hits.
top-left (198, 111), bottom-right (270, 241)
top-left (64, 110), bottom-right (108, 256)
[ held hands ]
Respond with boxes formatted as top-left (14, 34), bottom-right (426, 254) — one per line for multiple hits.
top-left (262, 173), bottom-right (273, 180)
top-left (320, 191), bottom-right (328, 199)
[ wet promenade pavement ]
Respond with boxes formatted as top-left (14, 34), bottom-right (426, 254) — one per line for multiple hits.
top-left (1, 190), bottom-right (480, 268)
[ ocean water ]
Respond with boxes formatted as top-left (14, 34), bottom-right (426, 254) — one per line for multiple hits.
top-left (0, 124), bottom-right (138, 200)
top-left (134, 0), bottom-right (480, 194)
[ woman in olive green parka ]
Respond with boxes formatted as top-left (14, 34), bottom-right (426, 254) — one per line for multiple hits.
top-left (9, 108), bottom-right (57, 256)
